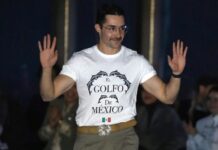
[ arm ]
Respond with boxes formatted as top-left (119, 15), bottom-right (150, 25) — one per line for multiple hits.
top-left (39, 34), bottom-right (75, 101)
top-left (142, 40), bottom-right (188, 104)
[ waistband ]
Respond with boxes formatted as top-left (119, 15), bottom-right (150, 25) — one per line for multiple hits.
top-left (77, 119), bottom-right (137, 136)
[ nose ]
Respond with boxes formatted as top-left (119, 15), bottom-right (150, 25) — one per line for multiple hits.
top-left (114, 27), bottom-right (122, 37)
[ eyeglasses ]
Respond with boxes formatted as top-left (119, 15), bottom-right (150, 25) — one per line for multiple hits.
top-left (102, 25), bottom-right (128, 33)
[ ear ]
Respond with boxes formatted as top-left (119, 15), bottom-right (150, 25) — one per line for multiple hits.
top-left (95, 24), bottom-right (101, 33)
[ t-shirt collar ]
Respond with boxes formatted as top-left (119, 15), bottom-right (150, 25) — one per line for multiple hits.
top-left (94, 45), bottom-right (124, 59)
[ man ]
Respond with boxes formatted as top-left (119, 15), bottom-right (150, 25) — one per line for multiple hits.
top-left (186, 86), bottom-right (218, 150)
top-left (38, 4), bottom-right (187, 150)
top-left (181, 76), bottom-right (216, 142)
top-left (38, 85), bottom-right (78, 150)
top-left (188, 76), bottom-right (215, 126)
top-left (136, 89), bottom-right (187, 150)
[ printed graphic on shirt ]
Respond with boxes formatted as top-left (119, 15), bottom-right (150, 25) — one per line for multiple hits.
top-left (102, 117), bottom-right (111, 123)
top-left (87, 70), bottom-right (131, 115)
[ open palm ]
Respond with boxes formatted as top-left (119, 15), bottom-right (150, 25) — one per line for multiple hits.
top-left (38, 34), bottom-right (58, 68)
top-left (168, 40), bottom-right (188, 74)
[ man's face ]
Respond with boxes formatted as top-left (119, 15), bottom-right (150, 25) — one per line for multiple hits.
top-left (207, 91), bottom-right (218, 114)
top-left (96, 15), bottom-right (126, 50)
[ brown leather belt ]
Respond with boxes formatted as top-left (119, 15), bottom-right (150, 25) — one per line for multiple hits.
top-left (77, 119), bottom-right (137, 136)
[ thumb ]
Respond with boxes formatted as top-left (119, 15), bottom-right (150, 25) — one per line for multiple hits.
top-left (167, 55), bottom-right (172, 66)
top-left (55, 50), bottom-right (58, 57)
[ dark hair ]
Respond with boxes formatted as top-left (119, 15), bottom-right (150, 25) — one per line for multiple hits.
top-left (207, 86), bottom-right (218, 95)
top-left (197, 76), bottom-right (218, 87)
top-left (96, 4), bottom-right (125, 26)
top-left (195, 76), bottom-right (218, 93)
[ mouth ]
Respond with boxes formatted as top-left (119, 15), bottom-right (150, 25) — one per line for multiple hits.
top-left (111, 39), bottom-right (122, 44)
top-left (111, 37), bottom-right (122, 41)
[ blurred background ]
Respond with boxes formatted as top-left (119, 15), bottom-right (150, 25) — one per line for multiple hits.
top-left (0, 0), bottom-right (218, 150)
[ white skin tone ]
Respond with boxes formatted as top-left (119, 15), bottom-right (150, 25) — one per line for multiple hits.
top-left (38, 14), bottom-right (188, 104)
top-left (95, 15), bottom-right (125, 54)
top-left (184, 91), bottom-right (218, 135)
top-left (207, 91), bottom-right (218, 115)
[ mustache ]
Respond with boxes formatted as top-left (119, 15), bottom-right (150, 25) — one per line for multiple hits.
top-left (110, 37), bottom-right (122, 41)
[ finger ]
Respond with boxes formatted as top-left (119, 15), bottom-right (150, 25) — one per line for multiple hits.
top-left (176, 39), bottom-right (180, 55)
top-left (167, 55), bottom-right (172, 65)
top-left (55, 50), bottom-right (58, 57)
top-left (51, 37), bottom-right (57, 51)
top-left (172, 42), bottom-right (176, 58)
top-left (43, 35), bottom-right (47, 50)
top-left (183, 46), bottom-right (188, 58)
top-left (53, 50), bottom-right (58, 61)
top-left (179, 41), bottom-right (184, 55)
top-left (47, 34), bottom-right (51, 49)
top-left (38, 41), bottom-right (42, 51)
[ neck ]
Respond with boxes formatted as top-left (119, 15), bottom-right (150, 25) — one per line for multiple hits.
top-left (97, 44), bottom-right (121, 55)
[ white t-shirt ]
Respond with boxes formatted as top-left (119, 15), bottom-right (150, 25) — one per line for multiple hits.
top-left (60, 45), bottom-right (156, 126)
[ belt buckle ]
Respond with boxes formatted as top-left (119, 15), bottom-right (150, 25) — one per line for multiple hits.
top-left (98, 124), bottom-right (111, 136)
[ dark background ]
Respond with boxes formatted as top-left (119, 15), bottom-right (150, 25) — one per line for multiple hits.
top-left (1, 0), bottom-right (218, 149)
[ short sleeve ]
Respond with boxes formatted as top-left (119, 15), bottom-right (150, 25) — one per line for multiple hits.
top-left (139, 56), bottom-right (156, 83)
top-left (59, 53), bottom-right (80, 81)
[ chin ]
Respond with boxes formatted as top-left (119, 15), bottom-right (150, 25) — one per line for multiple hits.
top-left (110, 41), bottom-right (122, 47)
top-left (108, 45), bottom-right (120, 51)
top-left (112, 44), bottom-right (122, 49)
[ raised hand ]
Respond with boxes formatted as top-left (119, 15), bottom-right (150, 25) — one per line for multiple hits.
top-left (168, 40), bottom-right (188, 75)
top-left (38, 34), bottom-right (58, 68)
top-left (183, 121), bottom-right (197, 135)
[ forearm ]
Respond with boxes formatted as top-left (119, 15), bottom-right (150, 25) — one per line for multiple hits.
top-left (143, 75), bottom-right (181, 104)
top-left (164, 76), bottom-right (181, 104)
top-left (40, 68), bottom-right (56, 101)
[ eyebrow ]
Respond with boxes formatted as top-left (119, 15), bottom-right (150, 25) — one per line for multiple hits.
top-left (105, 25), bottom-right (126, 27)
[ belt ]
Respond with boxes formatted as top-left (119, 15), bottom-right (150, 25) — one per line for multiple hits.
top-left (77, 119), bottom-right (137, 136)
